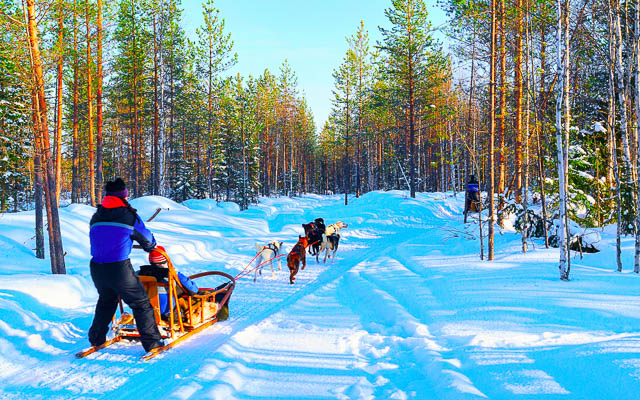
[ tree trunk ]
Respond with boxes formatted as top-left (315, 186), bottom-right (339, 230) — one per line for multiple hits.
top-left (152, 11), bottom-right (159, 195)
top-left (538, 24), bottom-right (550, 248)
top-left (488, 0), bottom-right (497, 261)
top-left (522, 2), bottom-right (532, 253)
top-left (562, 0), bottom-right (571, 273)
top-left (515, 0), bottom-right (524, 202)
top-left (497, 0), bottom-right (506, 200)
top-left (345, 91), bottom-right (350, 205)
top-left (635, 0), bottom-right (640, 273)
top-left (408, 39), bottom-right (416, 199)
top-left (86, 0), bottom-right (96, 207)
top-left (55, 0), bottom-right (64, 206)
top-left (613, 0), bottom-right (635, 185)
top-left (609, 3), bottom-right (624, 272)
top-left (25, 0), bottom-right (66, 274)
top-left (131, 2), bottom-right (140, 197)
top-left (96, 0), bottom-right (104, 200)
top-left (556, 0), bottom-right (569, 280)
top-left (72, 0), bottom-right (80, 204)
top-left (33, 106), bottom-right (45, 260)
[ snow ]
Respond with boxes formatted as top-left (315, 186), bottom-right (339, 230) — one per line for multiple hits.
top-left (0, 191), bottom-right (639, 398)
top-left (593, 121), bottom-right (607, 133)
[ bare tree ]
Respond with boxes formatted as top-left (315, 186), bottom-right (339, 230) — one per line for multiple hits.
top-left (24, 0), bottom-right (66, 274)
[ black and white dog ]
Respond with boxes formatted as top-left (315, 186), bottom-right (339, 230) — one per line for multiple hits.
top-left (254, 240), bottom-right (284, 281)
top-left (321, 233), bottom-right (340, 263)
top-left (319, 221), bottom-right (348, 263)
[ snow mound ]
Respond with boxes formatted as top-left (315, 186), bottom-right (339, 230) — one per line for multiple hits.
top-left (182, 199), bottom-right (240, 213)
top-left (129, 196), bottom-right (188, 220)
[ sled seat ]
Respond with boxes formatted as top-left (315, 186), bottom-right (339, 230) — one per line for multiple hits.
top-left (138, 273), bottom-right (233, 331)
top-left (138, 275), bottom-right (163, 324)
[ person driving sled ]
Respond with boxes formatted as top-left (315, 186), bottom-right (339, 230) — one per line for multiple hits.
top-left (463, 174), bottom-right (481, 223)
top-left (87, 178), bottom-right (164, 353)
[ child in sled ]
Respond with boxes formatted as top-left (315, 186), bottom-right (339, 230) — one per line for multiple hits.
top-left (138, 246), bottom-right (230, 322)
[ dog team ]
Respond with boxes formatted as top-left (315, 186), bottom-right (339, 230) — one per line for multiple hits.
top-left (254, 218), bottom-right (348, 285)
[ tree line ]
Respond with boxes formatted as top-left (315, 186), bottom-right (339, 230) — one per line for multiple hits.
top-left (0, 0), bottom-right (316, 274)
top-left (4, 0), bottom-right (640, 280)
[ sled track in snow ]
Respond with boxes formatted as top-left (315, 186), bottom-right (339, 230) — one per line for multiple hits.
top-left (85, 228), bottom-right (412, 399)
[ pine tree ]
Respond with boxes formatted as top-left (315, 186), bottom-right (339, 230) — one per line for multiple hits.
top-left (378, 0), bottom-right (441, 198)
top-left (196, 0), bottom-right (237, 199)
top-left (332, 49), bottom-right (356, 205)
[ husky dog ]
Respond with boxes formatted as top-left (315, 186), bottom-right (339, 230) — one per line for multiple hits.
top-left (325, 221), bottom-right (348, 236)
top-left (321, 233), bottom-right (341, 263)
top-left (254, 240), bottom-right (283, 282)
top-left (319, 221), bottom-right (348, 263)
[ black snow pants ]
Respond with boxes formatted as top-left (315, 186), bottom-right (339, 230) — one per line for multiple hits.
top-left (464, 192), bottom-right (481, 222)
top-left (88, 259), bottom-right (162, 352)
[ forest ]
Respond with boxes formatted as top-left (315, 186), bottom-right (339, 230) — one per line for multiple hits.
top-left (1, 0), bottom-right (640, 281)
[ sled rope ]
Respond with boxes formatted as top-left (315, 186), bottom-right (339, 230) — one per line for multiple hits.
top-left (235, 254), bottom-right (287, 281)
top-left (233, 250), bottom-right (267, 280)
top-left (234, 239), bottom-right (320, 281)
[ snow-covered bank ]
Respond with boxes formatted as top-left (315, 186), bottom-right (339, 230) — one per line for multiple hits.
top-left (0, 191), bottom-right (639, 399)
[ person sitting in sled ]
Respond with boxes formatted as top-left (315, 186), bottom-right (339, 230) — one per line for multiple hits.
top-left (463, 174), bottom-right (481, 223)
top-left (138, 246), bottom-right (199, 319)
top-left (88, 178), bottom-right (164, 353)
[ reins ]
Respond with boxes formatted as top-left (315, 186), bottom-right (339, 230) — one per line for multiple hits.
top-left (233, 250), bottom-right (267, 280)
top-left (234, 254), bottom-right (287, 281)
top-left (236, 238), bottom-right (320, 281)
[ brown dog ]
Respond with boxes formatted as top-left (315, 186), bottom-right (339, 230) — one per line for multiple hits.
top-left (287, 236), bottom-right (308, 284)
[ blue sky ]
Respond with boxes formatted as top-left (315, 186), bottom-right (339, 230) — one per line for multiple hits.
top-left (182, 1), bottom-right (449, 131)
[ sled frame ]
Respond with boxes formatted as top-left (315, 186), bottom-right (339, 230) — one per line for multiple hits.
top-left (77, 248), bottom-right (234, 360)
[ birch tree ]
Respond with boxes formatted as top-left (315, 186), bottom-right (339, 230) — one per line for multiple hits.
top-left (556, 0), bottom-right (569, 281)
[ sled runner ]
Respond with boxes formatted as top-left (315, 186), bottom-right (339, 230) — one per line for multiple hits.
top-left (76, 248), bottom-right (235, 361)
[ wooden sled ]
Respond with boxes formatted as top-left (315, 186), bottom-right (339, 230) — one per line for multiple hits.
top-left (76, 248), bottom-right (235, 361)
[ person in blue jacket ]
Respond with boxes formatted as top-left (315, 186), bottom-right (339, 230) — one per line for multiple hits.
top-left (464, 175), bottom-right (481, 223)
top-left (138, 246), bottom-right (199, 318)
top-left (88, 178), bottom-right (163, 353)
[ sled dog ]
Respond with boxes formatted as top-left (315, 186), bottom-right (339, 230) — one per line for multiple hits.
top-left (254, 240), bottom-right (284, 281)
top-left (287, 236), bottom-right (308, 284)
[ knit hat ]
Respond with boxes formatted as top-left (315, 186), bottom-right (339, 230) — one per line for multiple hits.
top-left (105, 178), bottom-right (129, 199)
top-left (149, 246), bottom-right (167, 265)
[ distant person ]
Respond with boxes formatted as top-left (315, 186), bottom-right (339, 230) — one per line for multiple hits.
top-left (463, 175), bottom-right (481, 223)
top-left (88, 178), bottom-right (164, 353)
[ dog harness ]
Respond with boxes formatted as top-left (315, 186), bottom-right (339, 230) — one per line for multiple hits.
top-left (290, 242), bottom-right (305, 256)
top-left (262, 243), bottom-right (279, 255)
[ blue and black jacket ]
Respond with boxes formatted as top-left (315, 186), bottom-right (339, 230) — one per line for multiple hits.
top-left (466, 182), bottom-right (481, 203)
top-left (90, 196), bottom-right (156, 264)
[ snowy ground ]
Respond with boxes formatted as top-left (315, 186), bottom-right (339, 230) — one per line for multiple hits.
top-left (0, 191), bottom-right (639, 399)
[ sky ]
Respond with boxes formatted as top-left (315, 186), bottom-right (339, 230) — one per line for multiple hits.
top-left (181, 0), bottom-right (450, 132)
